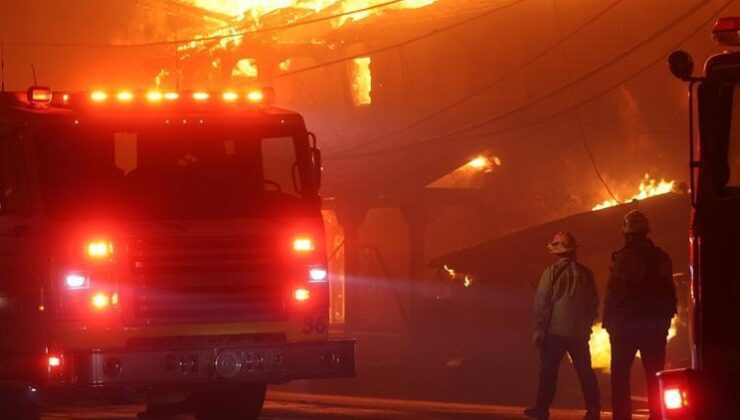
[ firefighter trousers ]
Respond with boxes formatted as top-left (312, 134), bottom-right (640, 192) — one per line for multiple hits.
top-left (534, 334), bottom-right (601, 415)
top-left (609, 330), bottom-right (667, 420)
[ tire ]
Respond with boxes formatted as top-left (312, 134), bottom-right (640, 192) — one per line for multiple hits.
top-left (192, 383), bottom-right (267, 420)
top-left (0, 387), bottom-right (40, 420)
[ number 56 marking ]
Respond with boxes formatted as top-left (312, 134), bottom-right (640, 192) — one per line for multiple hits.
top-left (302, 314), bottom-right (328, 334)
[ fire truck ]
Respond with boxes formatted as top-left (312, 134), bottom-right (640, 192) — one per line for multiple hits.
top-left (658, 17), bottom-right (740, 420)
top-left (0, 86), bottom-right (355, 419)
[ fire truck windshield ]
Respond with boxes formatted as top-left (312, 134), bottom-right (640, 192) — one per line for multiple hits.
top-left (34, 124), bottom-right (311, 220)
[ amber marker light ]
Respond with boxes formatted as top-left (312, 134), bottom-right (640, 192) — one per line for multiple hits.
top-left (293, 288), bottom-right (310, 302)
top-left (116, 91), bottom-right (134, 102)
top-left (246, 90), bottom-right (265, 103)
top-left (90, 91), bottom-right (108, 102)
top-left (91, 292), bottom-right (110, 309)
top-left (87, 240), bottom-right (113, 259)
top-left (222, 91), bottom-right (239, 102)
top-left (164, 92), bottom-right (179, 100)
top-left (293, 237), bottom-right (315, 253)
top-left (193, 92), bottom-right (210, 101)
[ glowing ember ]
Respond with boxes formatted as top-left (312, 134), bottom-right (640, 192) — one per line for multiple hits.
top-left (351, 57), bottom-right (372, 106)
top-left (589, 316), bottom-right (679, 372)
top-left (592, 174), bottom-right (675, 211)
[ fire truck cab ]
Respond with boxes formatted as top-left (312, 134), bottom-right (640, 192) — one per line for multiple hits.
top-left (659, 17), bottom-right (740, 419)
top-left (0, 87), bottom-right (354, 419)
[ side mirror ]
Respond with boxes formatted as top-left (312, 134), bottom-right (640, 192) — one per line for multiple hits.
top-left (668, 50), bottom-right (694, 82)
top-left (308, 132), bottom-right (322, 190)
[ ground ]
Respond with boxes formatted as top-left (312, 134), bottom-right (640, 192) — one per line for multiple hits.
top-left (41, 391), bottom-right (649, 419)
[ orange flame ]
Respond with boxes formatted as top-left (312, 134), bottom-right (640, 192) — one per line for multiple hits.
top-left (589, 316), bottom-right (679, 372)
top-left (351, 57), bottom-right (372, 106)
top-left (592, 174), bottom-right (675, 211)
top-left (443, 265), bottom-right (473, 288)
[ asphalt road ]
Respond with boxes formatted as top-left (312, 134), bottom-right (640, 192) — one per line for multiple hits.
top-left (40, 391), bottom-right (648, 419)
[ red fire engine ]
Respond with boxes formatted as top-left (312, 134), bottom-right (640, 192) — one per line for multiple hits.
top-left (0, 87), bottom-right (354, 419)
top-left (660, 17), bottom-right (740, 420)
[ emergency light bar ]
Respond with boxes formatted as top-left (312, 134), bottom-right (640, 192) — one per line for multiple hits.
top-left (20, 87), bottom-right (276, 108)
top-left (713, 17), bottom-right (740, 46)
top-left (85, 89), bottom-right (273, 105)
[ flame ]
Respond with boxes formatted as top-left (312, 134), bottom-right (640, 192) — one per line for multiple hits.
top-left (278, 58), bottom-right (292, 71)
top-left (232, 58), bottom-right (260, 78)
top-left (178, 0), bottom-right (438, 51)
top-left (154, 69), bottom-right (170, 87)
top-left (351, 57), bottom-right (372, 106)
top-left (589, 316), bottom-right (679, 372)
top-left (466, 155), bottom-right (501, 173)
top-left (443, 265), bottom-right (473, 288)
top-left (592, 174), bottom-right (675, 211)
top-left (427, 154), bottom-right (502, 188)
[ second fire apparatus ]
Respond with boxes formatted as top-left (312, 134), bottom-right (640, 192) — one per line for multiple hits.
top-left (0, 87), bottom-right (355, 419)
top-left (658, 16), bottom-right (740, 420)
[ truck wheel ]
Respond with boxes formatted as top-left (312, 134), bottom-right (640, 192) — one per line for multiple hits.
top-left (193, 383), bottom-right (266, 420)
top-left (0, 387), bottom-right (40, 420)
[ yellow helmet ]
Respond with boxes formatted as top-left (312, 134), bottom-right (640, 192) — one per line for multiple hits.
top-left (622, 210), bottom-right (650, 234)
top-left (547, 231), bottom-right (577, 255)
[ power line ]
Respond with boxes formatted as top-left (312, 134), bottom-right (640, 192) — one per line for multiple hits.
top-left (330, 0), bottom-right (719, 161)
top-left (2, 0), bottom-right (407, 48)
top-left (550, 0), bottom-right (618, 201)
top-left (330, 0), bottom-right (627, 156)
top-left (330, 0), bottom-right (731, 161)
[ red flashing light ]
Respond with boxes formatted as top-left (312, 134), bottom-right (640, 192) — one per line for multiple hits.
top-left (247, 90), bottom-right (265, 103)
top-left (193, 92), bottom-right (210, 101)
top-left (293, 288), bottom-right (310, 302)
top-left (713, 17), bottom-right (740, 45)
top-left (90, 91), bottom-right (108, 102)
top-left (222, 91), bottom-right (239, 102)
top-left (146, 91), bottom-right (163, 102)
top-left (48, 356), bottom-right (62, 368)
top-left (293, 237), bottom-right (315, 253)
top-left (116, 91), bottom-right (134, 102)
top-left (27, 87), bottom-right (52, 105)
top-left (714, 16), bottom-right (740, 33)
top-left (663, 388), bottom-right (685, 410)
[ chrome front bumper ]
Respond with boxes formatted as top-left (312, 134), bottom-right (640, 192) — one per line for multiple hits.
top-left (65, 339), bottom-right (355, 386)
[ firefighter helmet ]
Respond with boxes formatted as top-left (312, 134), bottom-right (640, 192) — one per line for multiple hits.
top-left (547, 231), bottom-right (577, 255)
top-left (622, 209), bottom-right (650, 234)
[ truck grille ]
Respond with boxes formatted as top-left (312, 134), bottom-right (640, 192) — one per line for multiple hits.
top-left (127, 236), bottom-right (286, 324)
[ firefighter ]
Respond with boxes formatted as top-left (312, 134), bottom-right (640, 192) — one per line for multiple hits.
top-left (525, 231), bottom-right (601, 420)
top-left (604, 210), bottom-right (677, 420)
